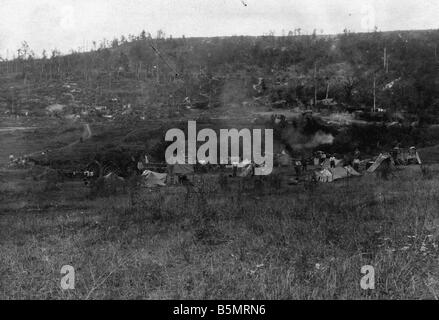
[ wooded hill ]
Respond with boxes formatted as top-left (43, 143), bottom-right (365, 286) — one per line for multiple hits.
top-left (1, 29), bottom-right (439, 122)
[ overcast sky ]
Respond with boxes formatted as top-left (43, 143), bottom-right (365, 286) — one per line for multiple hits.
top-left (1, 0), bottom-right (438, 58)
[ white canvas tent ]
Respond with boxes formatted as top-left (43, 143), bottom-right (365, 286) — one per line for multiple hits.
top-left (331, 166), bottom-right (361, 181)
top-left (238, 159), bottom-right (252, 168)
top-left (367, 154), bottom-right (394, 173)
top-left (407, 147), bottom-right (422, 165)
top-left (239, 163), bottom-right (254, 177)
top-left (345, 165), bottom-right (361, 177)
top-left (321, 158), bottom-right (344, 169)
top-left (142, 170), bottom-right (167, 187)
top-left (104, 172), bottom-right (125, 182)
top-left (315, 168), bottom-right (333, 182)
top-left (316, 166), bottom-right (361, 183)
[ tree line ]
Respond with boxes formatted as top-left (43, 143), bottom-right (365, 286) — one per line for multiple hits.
top-left (1, 29), bottom-right (439, 119)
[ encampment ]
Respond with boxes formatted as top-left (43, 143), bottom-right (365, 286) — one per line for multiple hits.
top-left (104, 172), bottom-right (125, 182)
top-left (392, 147), bottom-right (422, 165)
top-left (315, 166), bottom-right (361, 183)
top-left (331, 167), bottom-right (349, 181)
top-left (315, 168), bottom-right (333, 182)
top-left (238, 159), bottom-right (252, 168)
top-left (239, 163), bottom-right (254, 177)
top-left (367, 154), bottom-right (394, 173)
top-left (331, 166), bottom-right (361, 181)
top-left (321, 158), bottom-right (344, 169)
top-left (345, 165), bottom-right (361, 177)
top-left (407, 147), bottom-right (422, 165)
top-left (142, 170), bottom-right (167, 187)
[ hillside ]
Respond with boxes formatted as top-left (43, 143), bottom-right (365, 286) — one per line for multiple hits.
top-left (2, 29), bottom-right (439, 172)
top-left (1, 29), bottom-right (439, 121)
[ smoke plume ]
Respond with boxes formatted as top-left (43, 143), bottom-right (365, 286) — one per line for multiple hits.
top-left (282, 128), bottom-right (334, 151)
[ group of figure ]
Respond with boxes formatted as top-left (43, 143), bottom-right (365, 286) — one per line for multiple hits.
top-left (8, 154), bottom-right (31, 168)
top-left (391, 146), bottom-right (420, 165)
top-left (313, 151), bottom-right (337, 168)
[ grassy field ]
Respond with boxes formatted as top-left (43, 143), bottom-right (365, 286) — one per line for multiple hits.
top-left (1, 162), bottom-right (439, 300)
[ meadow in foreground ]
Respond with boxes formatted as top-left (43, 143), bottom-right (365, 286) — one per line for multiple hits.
top-left (1, 165), bottom-right (439, 299)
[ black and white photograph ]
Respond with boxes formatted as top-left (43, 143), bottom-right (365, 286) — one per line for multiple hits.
top-left (1, 0), bottom-right (439, 305)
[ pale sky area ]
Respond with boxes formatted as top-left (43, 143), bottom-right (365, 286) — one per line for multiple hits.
top-left (0, 0), bottom-right (438, 58)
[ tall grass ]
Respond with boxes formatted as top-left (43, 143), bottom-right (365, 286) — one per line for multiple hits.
top-left (1, 165), bottom-right (439, 299)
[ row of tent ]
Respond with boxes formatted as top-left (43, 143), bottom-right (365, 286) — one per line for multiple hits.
top-left (142, 163), bottom-right (195, 187)
top-left (105, 149), bottom-right (422, 187)
top-left (315, 150), bottom-right (422, 183)
top-left (96, 164), bottom-right (194, 188)
top-left (141, 162), bottom-right (256, 187)
top-left (144, 153), bottom-right (409, 187)
top-left (96, 162), bottom-right (256, 189)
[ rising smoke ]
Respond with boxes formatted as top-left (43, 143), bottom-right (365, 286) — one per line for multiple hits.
top-left (281, 127), bottom-right (334, 151)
